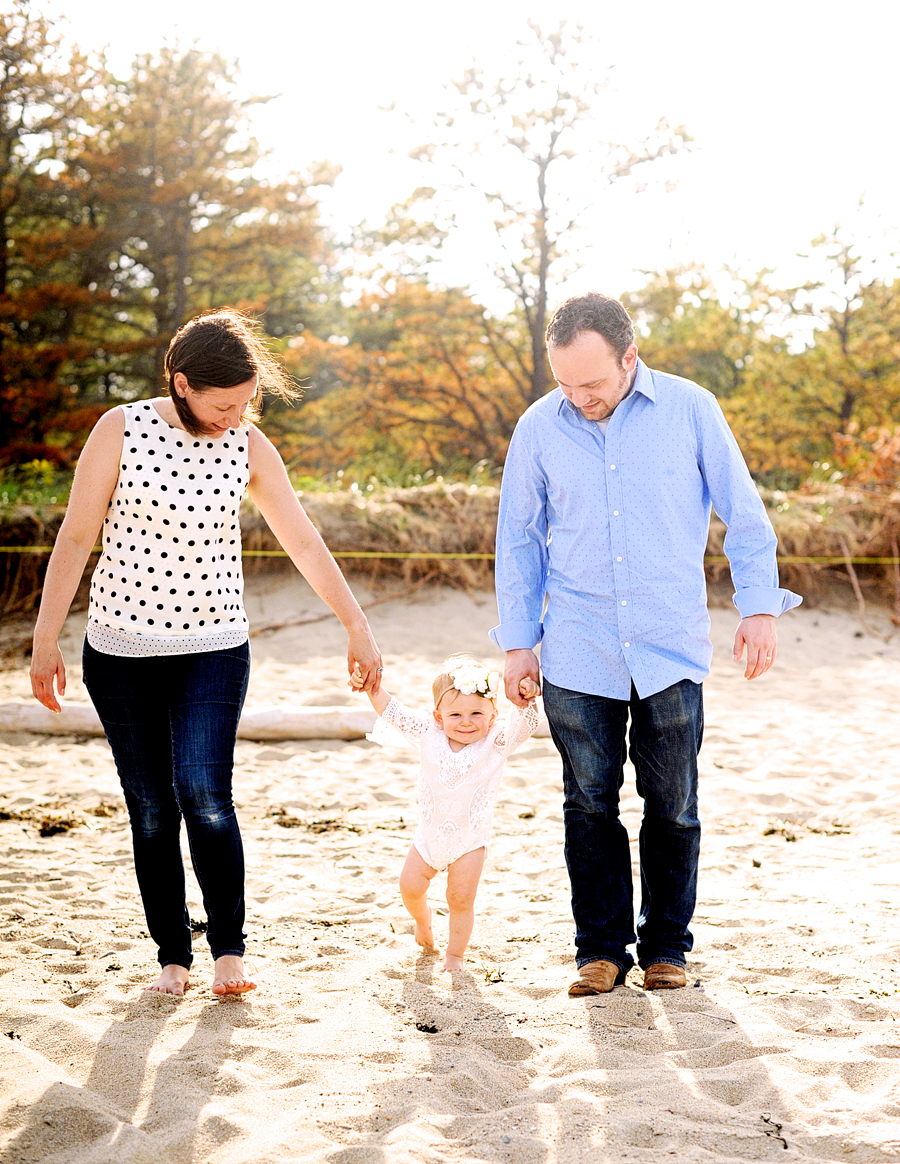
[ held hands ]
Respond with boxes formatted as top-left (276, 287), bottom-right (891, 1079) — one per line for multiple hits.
top-left (733, 613), bottom-right (777, 680)
top-left (346, 622), bottom-right (383, 695)
top-left (349, 662), bottom-right (391, 717)
top-left (352, 665), bottom-right (539, 707)
top-left (30, 640), bottom-right (66, 713)
top-left (505, 648), bottom-right (541, 707)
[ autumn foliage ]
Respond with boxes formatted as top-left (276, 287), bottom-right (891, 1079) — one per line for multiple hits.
top-left (2, 2), bottom-right (899, 496)
top-left (270, 284), bottom-right (529, 477)
top-left (624, 246), bottom-right (900, 489)
top-left (0, 3), bottom-right (333, 466)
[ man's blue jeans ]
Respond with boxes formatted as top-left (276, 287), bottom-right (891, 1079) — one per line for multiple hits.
top-left (82, 639), bottom-right (250, 970)
top-left (542, 676), bottom-right (703, 973)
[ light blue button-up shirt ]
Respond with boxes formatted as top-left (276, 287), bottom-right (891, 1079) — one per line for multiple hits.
top-left (489, 359), bottom-right (801, 699)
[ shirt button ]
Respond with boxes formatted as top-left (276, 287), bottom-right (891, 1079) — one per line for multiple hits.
top-left (621, 600), bottom-right (627, 606)
top-left (613, 510), bottom-right (619, 516)
top-left (609, 464), bottom-right (616, 470)
top-left (616, 556), bottom-right (623, 562)
top-left (624, 641), bottom-right (630, 648)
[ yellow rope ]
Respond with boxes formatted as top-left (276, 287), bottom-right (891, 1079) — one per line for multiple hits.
top-left (703, 556), bottom-right (900, 565)
top-left (1, 546), bottom-right (899, 564)
top-left (253, 550), bottom-right (496, 560)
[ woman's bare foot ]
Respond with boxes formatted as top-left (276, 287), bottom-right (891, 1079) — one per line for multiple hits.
top-left (414, 908), bottom-right (437, 953)
top-left (144, 964), bottom-right (190, 997)
top-left (442, 954), bottom-right (465, 972)
top-left (212, 955), bottom-right (256, 996)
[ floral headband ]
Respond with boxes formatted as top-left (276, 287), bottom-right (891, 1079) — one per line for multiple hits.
top-left (449, 663), bottom-right (500, 699)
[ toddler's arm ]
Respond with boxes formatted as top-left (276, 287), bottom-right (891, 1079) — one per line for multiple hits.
top-left (350, 665), bottom-right (392, 716)
top-left (351, 666), bottom-right (431, 741)
top-left (495, 678), bottom-right (541, 752)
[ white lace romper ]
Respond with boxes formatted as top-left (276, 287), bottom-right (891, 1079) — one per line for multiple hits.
top-left (371, 698), bottom-right (540, 871)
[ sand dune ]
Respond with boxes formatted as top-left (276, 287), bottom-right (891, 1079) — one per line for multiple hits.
top-left (2, 575), bottom-right (900, 1162)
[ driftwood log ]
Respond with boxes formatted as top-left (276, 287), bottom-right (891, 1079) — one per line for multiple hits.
top-left (0, 701), bottom-right (552, 741)
top-left (0, 701), bottom-right (376, 741)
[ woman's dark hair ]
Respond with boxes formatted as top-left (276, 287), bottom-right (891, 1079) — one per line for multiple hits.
top-left (164, 309), bottom-right (300, 436)
top-left (545, 293), bottom-right (636, 360)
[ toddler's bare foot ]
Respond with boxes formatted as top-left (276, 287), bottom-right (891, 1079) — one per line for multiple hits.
top-left (212, 955), bottom-right (256, 995)
top-left (414, 908), bottom-right (436, 953)
top-left (442, 954), bottom-right (465, 972)
top-left (144, 964), bottom-right (190, 997)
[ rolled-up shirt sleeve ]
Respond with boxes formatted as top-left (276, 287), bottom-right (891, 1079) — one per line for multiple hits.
top-left (489, 417), bottom-right (549, 651)
top-left (696, 394), bottom-right (802, 618)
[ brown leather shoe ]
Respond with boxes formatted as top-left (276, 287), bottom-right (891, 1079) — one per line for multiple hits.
top-left (643, 962), bottom-right (687, 990)
top-left (568, 960), bottom-right (624, 996)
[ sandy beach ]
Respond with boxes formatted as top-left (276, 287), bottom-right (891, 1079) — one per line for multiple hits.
top-left (2, 573), bottom-right (900, 1162)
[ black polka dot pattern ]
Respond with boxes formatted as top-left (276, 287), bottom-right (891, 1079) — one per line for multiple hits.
top-left (87, 400), bottom-right (251, 656)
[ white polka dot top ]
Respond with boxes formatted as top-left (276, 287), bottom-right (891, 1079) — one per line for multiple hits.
top-left (86, 400), bottom-right (250, 657)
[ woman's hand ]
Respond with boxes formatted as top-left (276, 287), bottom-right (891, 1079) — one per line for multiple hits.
top-left (349, 661), bottom-right (392, 716)
top-left (30, 640), bottom-right (66, 713)
top-left (347, 622), bottom-right (383, 694)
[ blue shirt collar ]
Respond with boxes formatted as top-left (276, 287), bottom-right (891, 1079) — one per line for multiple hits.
top-left (633, 358), bottom-right (656, 402)
top-left (555, 357), bottom-right (655, 417)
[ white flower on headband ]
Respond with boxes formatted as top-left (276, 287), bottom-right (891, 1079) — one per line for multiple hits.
top-left (450, 664), bottom-right (500, 698)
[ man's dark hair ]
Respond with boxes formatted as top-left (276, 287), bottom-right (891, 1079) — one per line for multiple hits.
top-left (545, 293), bottom-right (636, 360)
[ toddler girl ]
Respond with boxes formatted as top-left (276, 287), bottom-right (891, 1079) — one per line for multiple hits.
top-left (352, 655), bottom-right (539, 972)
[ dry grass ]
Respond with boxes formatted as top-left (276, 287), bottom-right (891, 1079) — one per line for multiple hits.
top-left (0, 507), bottom-right (67, 618)
top-left (243, 483), bottom-right (499, 590)
top-left (3, 483), bottom-right (900, 649)
top-left (709, 486), bottom-right (900, 613)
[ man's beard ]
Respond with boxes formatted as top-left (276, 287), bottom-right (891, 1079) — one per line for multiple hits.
top-left (584, 364), bottom-right (630, 421)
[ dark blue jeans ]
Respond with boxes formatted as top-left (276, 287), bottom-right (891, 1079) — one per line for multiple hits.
top-left (542, 677), bottom-right (703, 973)
top-left (82, 638), bottom-right (250, 970)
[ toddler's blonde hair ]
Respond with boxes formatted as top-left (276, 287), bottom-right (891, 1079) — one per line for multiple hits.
top-left (432, 653), bottom-right (499, 709)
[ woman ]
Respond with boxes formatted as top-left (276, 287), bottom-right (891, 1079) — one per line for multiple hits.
top-left (30, 310), bottom-right (382, 998)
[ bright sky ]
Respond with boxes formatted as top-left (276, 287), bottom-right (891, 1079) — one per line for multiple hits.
top-left (55, 0), bottom-right (900, 307)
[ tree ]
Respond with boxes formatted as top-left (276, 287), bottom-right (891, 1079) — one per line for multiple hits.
top-left (727, 231), bottom-right (900, 480)
top-left (0, 35), bottom-right (339, 463)
top-left (65, 45), bottom-right (336, 394)
top-left (404, 20), bottom-right (689, 407)
top-left (0, 0), bottom-right (108, 462)
top-left (783, 230), bottom-right (900, 433)
top-left (622, 265), bottom-right (771, 400)
top-left (276, 281), bottom-right (525, 479)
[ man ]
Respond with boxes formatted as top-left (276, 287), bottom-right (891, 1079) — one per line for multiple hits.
top-left (490, 292), bottom-right (800, 995)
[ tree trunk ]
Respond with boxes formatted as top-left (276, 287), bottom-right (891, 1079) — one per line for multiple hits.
top-left (527, 174), bottom-right (551, 405)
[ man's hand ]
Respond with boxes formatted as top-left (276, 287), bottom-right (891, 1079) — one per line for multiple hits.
top-left (504, 648), bottom-right (541, 707)
top-left (733, 614), bottom-right (777, 680)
